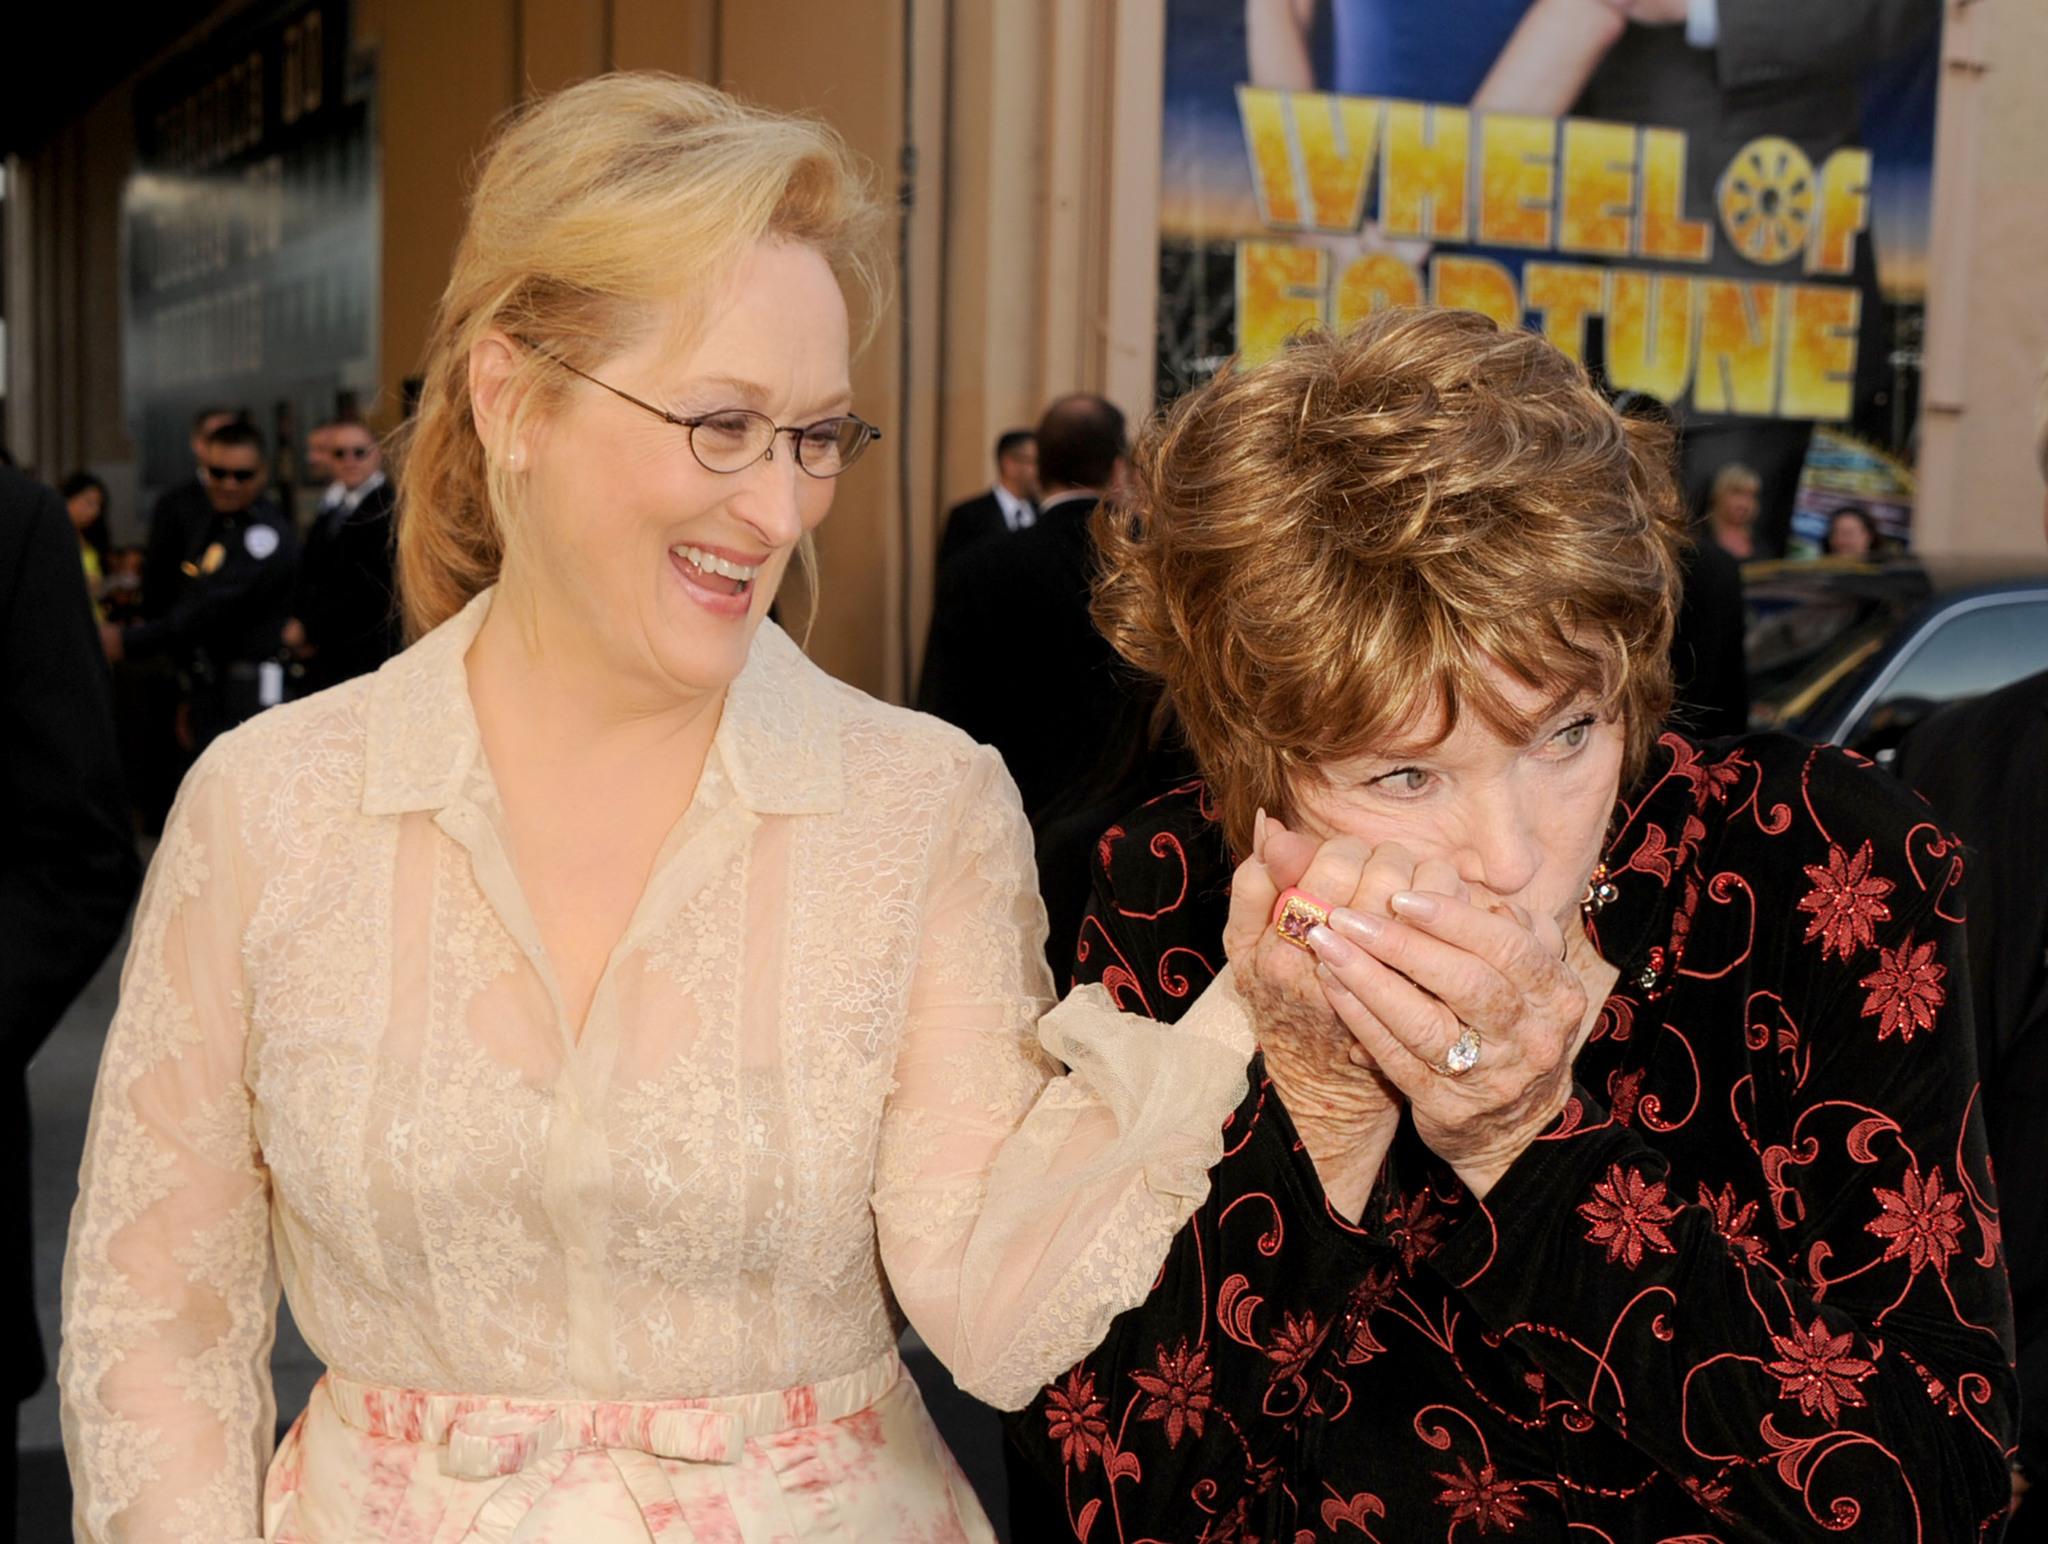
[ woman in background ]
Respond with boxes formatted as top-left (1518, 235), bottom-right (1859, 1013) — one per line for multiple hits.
top-left (1825, 504), bottom-right (1883, 558)
top-left (1706, 460), bottom-right (1763, 560)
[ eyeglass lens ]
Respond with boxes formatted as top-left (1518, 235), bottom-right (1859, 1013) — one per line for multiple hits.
top-left (203, 465), bottom-right (259, 483)
top-left (688, 411), bottom-right (874, 478)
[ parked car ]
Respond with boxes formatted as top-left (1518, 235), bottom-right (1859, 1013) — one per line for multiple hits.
top-left (1746, 555), bottom-right (2048, 762)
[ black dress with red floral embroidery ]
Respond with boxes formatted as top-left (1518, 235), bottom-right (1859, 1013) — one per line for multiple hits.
top-left (1009, 734), bottom-right (2017, 1544)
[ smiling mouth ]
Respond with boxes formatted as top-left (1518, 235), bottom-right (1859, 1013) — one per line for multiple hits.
top-left (672, 544), bottom-right (763, 598)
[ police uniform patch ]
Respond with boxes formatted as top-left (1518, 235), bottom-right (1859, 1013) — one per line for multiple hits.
top-left (244, 524), bottom-right (281, 560)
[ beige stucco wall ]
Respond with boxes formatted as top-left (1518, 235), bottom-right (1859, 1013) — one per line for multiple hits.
top-left (1915, 0), bottom-right (2048, 562)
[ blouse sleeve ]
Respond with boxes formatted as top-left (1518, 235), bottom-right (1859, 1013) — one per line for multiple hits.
top-left (60, 752), bottom-right (278, 1544)
top-left (873, 748), bottom-right (1257, 1410)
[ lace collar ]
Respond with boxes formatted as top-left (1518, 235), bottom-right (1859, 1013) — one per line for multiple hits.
top-left (361, 588), bottom-right (844, 818)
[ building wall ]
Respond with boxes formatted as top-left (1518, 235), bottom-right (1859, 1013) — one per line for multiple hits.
top-left (1916, 0), bottom-right (2048, 561)
top-left (2, 87), bottom-right (139, 532)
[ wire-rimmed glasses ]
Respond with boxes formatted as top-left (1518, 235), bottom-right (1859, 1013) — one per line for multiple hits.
top-left (519, 339), bottom-right (881, 478)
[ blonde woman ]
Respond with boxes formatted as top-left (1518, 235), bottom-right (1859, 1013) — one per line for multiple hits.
top-left (60, 76), bottom-right (1256, 1543)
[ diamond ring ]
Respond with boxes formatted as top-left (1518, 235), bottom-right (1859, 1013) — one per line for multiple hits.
top-left (1431, 1026), bottom-right (1481, 1077)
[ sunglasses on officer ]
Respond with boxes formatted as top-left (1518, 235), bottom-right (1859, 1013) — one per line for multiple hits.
top-left (201, 463), bottom-right (262, 484)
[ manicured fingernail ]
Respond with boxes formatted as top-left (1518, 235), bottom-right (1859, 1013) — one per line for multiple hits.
top-left (1306, 924), bottom-right (1357, 964)
top-left (1254, 808), bottom-right (1268, 861)
top-left (1390, 891), bottom-right (1440, 922)
top-left (1329, 908), bottom-right (1385, 945)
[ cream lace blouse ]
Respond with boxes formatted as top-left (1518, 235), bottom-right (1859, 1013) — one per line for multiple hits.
top-left (59, 591), bottom-right (1257, 1544)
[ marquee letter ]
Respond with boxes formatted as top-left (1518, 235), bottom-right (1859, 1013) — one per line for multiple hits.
top-left (1431, 254), bottom-right (1521, 330)
top-left (1607, 269), bottom-right (1696, 403)
top-left (1695, 279), bottom-right (1783, 415)
top-left (1780, 283), bottom-right (1860, 419)
top-left (1525, 262), bottom-right (1608, 363)
top-left (1638, 127), bottom-right (1712, 263)
top-left (1559, 117), bottom-right (1635, 256)
top-left (1477, 113), bottom-right (1555, 250)
top-left (1381, 101), bottom-right (1471, 241)
top-left (1237, 241), bottom-right (1329, 364)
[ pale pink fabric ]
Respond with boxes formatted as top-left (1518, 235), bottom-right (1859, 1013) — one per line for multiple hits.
top-left (264, 1354), bottom-right (992, 1542)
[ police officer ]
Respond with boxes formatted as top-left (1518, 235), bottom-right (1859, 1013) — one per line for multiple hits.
top-left (102, 420), bottom-right (299, 754)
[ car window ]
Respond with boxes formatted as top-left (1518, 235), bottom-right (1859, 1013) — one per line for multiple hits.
top-left (1845, 595), bottom-right (2048, 753)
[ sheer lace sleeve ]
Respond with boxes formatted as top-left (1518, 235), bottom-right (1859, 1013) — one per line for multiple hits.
top-left (60, 751), bottom-right (277, 1544)
top-left (874, 748), bottom-right (1256, 1410)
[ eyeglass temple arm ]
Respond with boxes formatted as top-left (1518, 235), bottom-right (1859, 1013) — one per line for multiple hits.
top-left (514, 333), bottom-right (881, 441)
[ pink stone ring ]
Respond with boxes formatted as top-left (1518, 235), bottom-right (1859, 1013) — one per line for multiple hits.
top-left (1271, 888), bottom-right (1331, 951)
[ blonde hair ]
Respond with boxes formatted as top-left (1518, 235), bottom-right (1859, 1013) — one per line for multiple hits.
top-left (1094, 308), bottom-right (1686, 858)
top-left (391, 73), bottom-right (888, 640)
top-left (1709, 461), bottom-right (1762, 512)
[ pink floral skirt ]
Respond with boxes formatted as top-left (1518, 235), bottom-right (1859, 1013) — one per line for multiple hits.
top-left (261, 1351), bottom-right (995, 1543)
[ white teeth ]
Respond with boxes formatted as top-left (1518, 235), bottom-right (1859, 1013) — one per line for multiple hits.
top-left (673, 545), bottom-right (761, 582)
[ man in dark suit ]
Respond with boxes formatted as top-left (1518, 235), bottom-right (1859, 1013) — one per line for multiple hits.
top-left (936, 428), bottom-right (1039, 571)
top-left (918, 395), bottom-right (1131, 821)
top-left (1897, 667), bottom-right (2048, 1534)
top-left (285, 415), bottom-right (400, 696)
top-left (0, 467), bottom-right (141, 1534)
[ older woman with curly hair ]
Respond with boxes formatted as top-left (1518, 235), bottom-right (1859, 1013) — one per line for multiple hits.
top-left (1007, 308), bottom-right (2016, 1543)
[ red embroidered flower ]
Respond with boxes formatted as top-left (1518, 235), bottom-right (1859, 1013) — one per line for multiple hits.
top-left (1867, 1165), bottom-right (1966, 1277)
top-left (1797, 840), bottom-right (1894, 960)
top-left (1044, 1367), bottom-right (1110, 1471)
top-left (1578, 1164), bottom-right (1680, 1268)
top-left (1858, 933), bottom-right (1946, 1043)
top-left (1265, 1310), bottom-right (1326, 1388)
top-left (1341, 1267), bottom-right (1399, 1364)
top-left (1385, 1192), bottom-right (1446, 1272)
top-left (1433, 1456), bottom-right (1526, 1534)
top-left (1698, 1181), bottom-right (1768, 1265)
top-left (1696, 754), bottom-right (1745, 807)
top-left (1130, 1338), bottom-right (1213, 1448)
top-left (1765, 1317), bottom-right (1877, 1425)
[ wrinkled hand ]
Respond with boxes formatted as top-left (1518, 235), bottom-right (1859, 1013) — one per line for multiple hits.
top-left (1224, 814), bottom-right (1447, 1217)
top-left (1306, 883), bottom-right (1588, 1200)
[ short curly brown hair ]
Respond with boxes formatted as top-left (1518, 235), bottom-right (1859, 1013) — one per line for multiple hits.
top-left (1094, 308), bottom-right (1687, 858)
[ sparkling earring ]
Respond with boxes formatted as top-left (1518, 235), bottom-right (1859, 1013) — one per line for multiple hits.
top-left (1580, 862), bottom-right (1618, 917)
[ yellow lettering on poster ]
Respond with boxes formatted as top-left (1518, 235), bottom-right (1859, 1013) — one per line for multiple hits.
top-left (1477, 113), bottom-right (1555, 249)
top-left (1638, 127), bottom-right (1712, 263)
top-left (1295, 93), bottom-right (1383, 232)
top-left (1695, 279), bottom-right (1782, 415)
top-left (1431, 254), bottom-right (1521, 330)
top-left (1606, 269), bottom-right (1696, 403)
top-left (1780, 283), bottom-right (1861, 419)
top-left (1335, 251), bottom-right (1423, 331)
top-left (1524, 262), bottom-right (1608, 363)
top-left (1237, 87), bottom-right (1304, 229)
top-left (1381, 101), bottom-right (1471, 241)
top-left (1559, 118), bottom-right (1636, 257)
top-left (1806, 148), bottom-right (1871, 277)
top-left (1237, 240), bottom-right (1329, 364)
